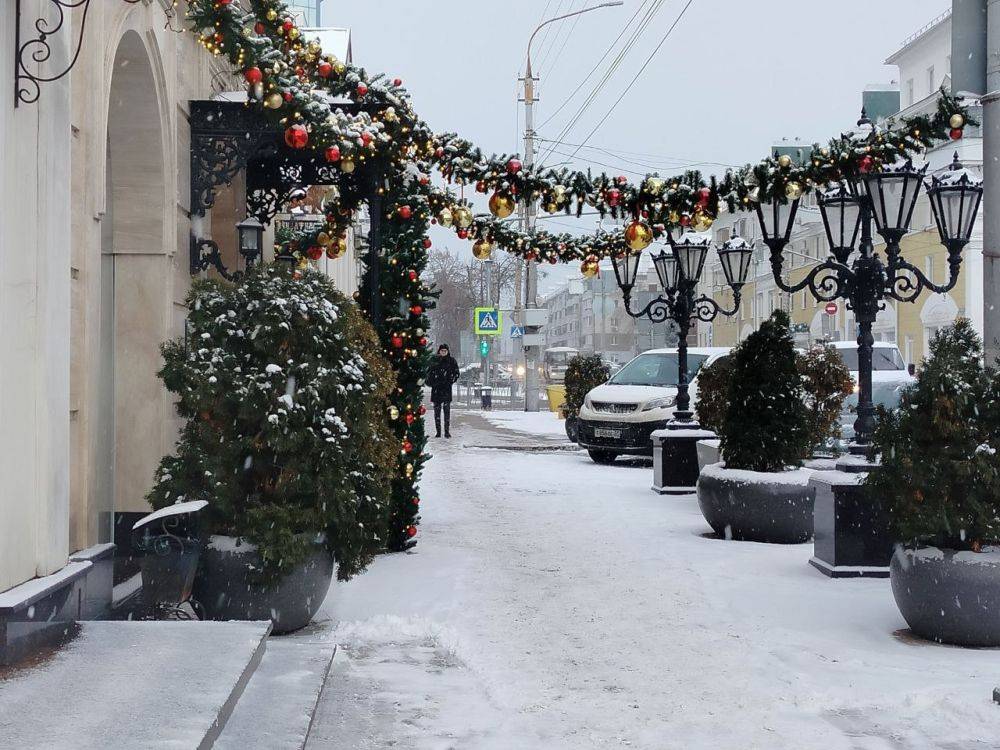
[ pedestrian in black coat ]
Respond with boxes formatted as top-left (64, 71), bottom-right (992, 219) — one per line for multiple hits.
top-left (427, 343), bottom-right (460, 438)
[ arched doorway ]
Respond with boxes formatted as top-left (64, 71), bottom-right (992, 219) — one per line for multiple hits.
top-left (70, 29), bottom-right (167, 551)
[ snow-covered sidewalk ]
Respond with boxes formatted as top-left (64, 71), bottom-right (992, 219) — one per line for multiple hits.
top-left (473, 407), bottom-right (572, 442)
top-left (308, 413), bottom-right (999, 749)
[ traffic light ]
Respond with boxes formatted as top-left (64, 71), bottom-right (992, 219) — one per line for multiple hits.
top-left (479, 339), bottom-right (490, 357)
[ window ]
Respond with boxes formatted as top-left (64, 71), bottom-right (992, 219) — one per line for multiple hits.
top-left (609, 352), bottom-right (711, 387)
top-left (906, 78), bottom-right (914, 106)
top-left (927, 65), bottom-right (935, 94)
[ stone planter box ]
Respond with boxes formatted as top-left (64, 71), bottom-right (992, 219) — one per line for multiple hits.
top-left (194, 535), bottom-right (334, 634)
top-left (696, 439), bottom-right (721, 472)
top-left (697, 463), bottom-right (815, 544)
top-left (890, 546), bottom-right (1000, 647)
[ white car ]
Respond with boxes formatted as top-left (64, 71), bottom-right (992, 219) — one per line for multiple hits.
top-left (576, 347), bottom-right (731, 464)
top-left (828, 340), bottom-right (914, 441)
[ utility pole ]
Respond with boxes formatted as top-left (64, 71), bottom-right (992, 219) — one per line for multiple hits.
top-left (980, 0), bottom-right (1000, 364)
top-left (519, 2), bottom-right (623, 412)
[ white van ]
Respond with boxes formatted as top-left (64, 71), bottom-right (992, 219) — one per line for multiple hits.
top-left (828, 340), bottom-right (914, 441)
top-left (576, 347), bottom-right (730, 464)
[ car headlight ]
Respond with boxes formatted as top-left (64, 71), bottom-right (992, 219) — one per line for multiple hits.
top-left (642, 396), bottom-right (676, 411)
top-left (583, 396), bottom-right (592, 410)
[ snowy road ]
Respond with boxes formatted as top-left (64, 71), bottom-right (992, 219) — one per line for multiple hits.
top-left (307, 412), bottom-right (999, 749)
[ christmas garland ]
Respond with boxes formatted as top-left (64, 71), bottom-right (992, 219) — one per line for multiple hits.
top-left (182, 0), bottom-right (978, 548)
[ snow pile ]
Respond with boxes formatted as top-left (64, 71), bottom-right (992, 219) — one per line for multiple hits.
top-left (701, 461), bottom-right (814, 486)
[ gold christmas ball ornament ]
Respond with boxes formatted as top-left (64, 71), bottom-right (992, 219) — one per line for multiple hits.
top-left (777, 154), bottom-right (793, 169)
top-left (453, 205), bottom-right (474, 228)
top-left (264, 93), bottom-right (284, 109)
top-left (488, 192), bottom-right (515, 219)
top-left (949, 113), bottom-right (965, 130)
top-left (624, 220), bottom-right (653, 251)
top-left (472, 239), bottom-right (493, 260)
top-left (645, 177), bottom-right (665, 196)
top-left (326, 237), bottom-right (347, 259)
top-left (266, 8), bottom-right (278, 20)
top-left (784, 181), bottom-right (803, 200)
top-left (692, 211), bottom-right (714, 232)
top-left (389, 406), bottom-right (400, 420)
top-left (340, 159), bottom-right (355, 173)
top-left (581, 258), bottom-right (600, 278)
top-left (316, 231), bottom-right (331, 247)
top-left (438, 207), bottom-right (454, 228)
top-left (668, 210), bottom-right (681, 225)
top-left (544, 201), bottom-right (560, 214)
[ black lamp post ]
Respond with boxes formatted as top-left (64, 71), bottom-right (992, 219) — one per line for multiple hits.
top-left (235, 217), bottom-right (264, 268)
top-left (758, 152), bottom-right (982, 462)
top-left (191, 217), bottom-right (267, 280)
top-left (611, 231), bottom-right (753, 492)
top-left (756, 151), bottom-right (983, 577)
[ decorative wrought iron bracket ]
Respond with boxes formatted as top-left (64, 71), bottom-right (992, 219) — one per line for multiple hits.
top-left (14, 0), bottom-right (142, 108)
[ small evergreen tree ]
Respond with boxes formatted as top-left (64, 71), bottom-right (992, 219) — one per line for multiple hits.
top-left (866, 319), bottom-right (1000, 549)
top-left (798, 344), bottom-right (854, 452)
top-left (147, 265), bottom-right (396, 580)
top-left (695, 355), bottom-right (733, 433)
top-left (564, 355), bottom-right (610, 419)
top-left (719, 310), bottom-right (810, 472)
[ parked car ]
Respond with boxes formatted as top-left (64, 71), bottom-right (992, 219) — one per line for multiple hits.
top-left (828, 340), bottom-right (914, 442)
top-left (576, 347), bottom-right (730, 464)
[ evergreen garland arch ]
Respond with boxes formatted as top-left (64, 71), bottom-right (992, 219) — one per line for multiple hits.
top-left (181, 0), bottom-right (977, 549)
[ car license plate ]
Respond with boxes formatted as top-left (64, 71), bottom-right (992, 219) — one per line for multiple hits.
top-left (594, 428), bottom-right (622, 439)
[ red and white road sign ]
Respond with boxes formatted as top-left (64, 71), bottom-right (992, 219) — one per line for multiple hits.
top-left (824, 302), bottom-right (838, 316)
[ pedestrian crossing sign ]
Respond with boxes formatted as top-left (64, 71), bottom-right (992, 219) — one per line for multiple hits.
top-left (474, 307), bottom-right (502, 336)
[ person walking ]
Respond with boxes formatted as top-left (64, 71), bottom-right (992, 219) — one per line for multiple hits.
top-left (428, 343), bottom-right (460, 438)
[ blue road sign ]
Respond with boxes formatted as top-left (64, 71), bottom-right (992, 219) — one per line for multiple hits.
top-left (474, 307), bottom-right (502, 336)
top-left (510, 325), bottom-right (524, 339)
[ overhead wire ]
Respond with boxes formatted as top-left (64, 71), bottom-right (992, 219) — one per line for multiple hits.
top-left (536, 0), bottom-right (579, 78)
top-left (566, 0), bottom-right (697, 161)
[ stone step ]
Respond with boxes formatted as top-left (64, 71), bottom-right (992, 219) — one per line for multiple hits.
top-left (215, 626), bottom-right (337, 750)
top-left (0, 619), bottom-right (271, 749)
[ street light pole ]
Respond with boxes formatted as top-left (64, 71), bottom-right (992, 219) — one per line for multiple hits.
top-left (520, 1), bottom-right (623, 412)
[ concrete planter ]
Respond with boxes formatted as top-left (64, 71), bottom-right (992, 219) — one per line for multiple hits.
top-left (696, 439), bottom-right (721, 472)
top-left (890, 546), bottom-right (1000, 647)
top-left (696, 463), bottom-right (815, 544)
top-left (194, 535), bottom-right (334, 634)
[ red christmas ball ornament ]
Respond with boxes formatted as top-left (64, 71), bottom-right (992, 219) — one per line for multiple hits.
top-left (607, 188), bottom-right (621, 207)
top-left (412, 497), bottom-right (420, 506)
top-left (403, 440), bottom-right (413, 453)
top-left (406, 526), bottom-right (417, 538)
top-left (950, 127), bottom-right (964, 141)
top-left (244, 67), bottom-right (262, 85)
top-left (283, 91), bottom-right (293, 102)
top-left (435, 146), bottom-right (445, 158)
top-left (410, 305), bottom-right (423, 316)
top-left (476, 180), bottom-right (487, 193)
top-left (641, 209), bottom-right (649, 219)
top-left (457, 229), bottom-right (468, 240)
top-left (282, 19), bottom-right (294, 32)
top-left (398, 205), bottom-right (413, 219)
top-left (616, 175), bottom-right (628, 186)
top-left (679, 213), bottom-right (692, 227)
top-left (356, 82), bottom-right (369, 96)
top-left (419, 337), bottom-right (428, 347)
top-left (408, 269), bottom-right (418, 281)
top-left (254, 22), bottom-right (265, 34)
top-left (696, 187), bottom-right (712, 207)
top-left (418, 176), bottom-right (430, 186)
top-left (361, 132), bottom-right (373, 146)
top-left (284, 124), bottom-right (309, 149)
top-left (859, 155), bottom-right (874, 174)
top-left (218, 0), bottom-right (232, 5)
top-left (391, 335), bottom-right (404, 348)
top-left (307, 245), bottom-right (323, 261)
top-left (393, 78), bottom-right (403, 87)
top-left (422, 238), bottom-right (432, 249)
top-left (405, 413), bottom-right (415, 425)
top-left (317, 61), bottom-right (332, 78)
top-left (507, 158), bottom-right (522, 174)
top-left (324, 145), bottom-right (341, 163)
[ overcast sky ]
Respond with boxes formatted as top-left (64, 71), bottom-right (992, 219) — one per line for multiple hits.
top-left (322, 0), bottom-right (951, 292)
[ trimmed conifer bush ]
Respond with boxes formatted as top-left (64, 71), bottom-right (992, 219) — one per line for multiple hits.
top-left (797, 344), bottom-right (854, 452)
top-left (718, 310), bottom-right (810, 472)
top-left (564, 354), bottom-right (610, 419)
top-left (867, 319), bottom-right (1000, 549)
top-left (147, 265), bottom-right (396, 581)
top-left (694, 355), bottom-right (733, 433)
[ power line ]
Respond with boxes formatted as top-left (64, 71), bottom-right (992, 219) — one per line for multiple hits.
top-left (539, 0), bottom-right (669, 165)
top-left (536, 0), bottom-right (579, 77)
top-left (567, 0), bottom-right (697, 161)
top-left (539, 1), bottom-right (585, 80)
top-left (536, 137), bottom-right (740, 170)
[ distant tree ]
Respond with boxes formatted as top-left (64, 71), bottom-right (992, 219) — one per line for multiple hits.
top-left (719, 310), bottom-right (810, 472)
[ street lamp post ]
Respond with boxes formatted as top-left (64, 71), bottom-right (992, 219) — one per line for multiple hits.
top-left (756, 149), bottom-right (983, 577)
top-left (520, 1), bottom-right (623, 412)
top-left (611, 232), bottom-right (754, 493)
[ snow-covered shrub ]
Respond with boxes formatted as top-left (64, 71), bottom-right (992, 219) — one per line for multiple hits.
top-left (148, 265), bottom-right (396, 580)
top-left (564, 354), bottom-right (610, 419)
top-left (718, 310), bottom-right (810, 472)
top-left (694, 355), bottom-right (733, 433)
top-left (867, 319), bottom-right (1000, 549)
top-left (797, 343), bottom-right (854, 452)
